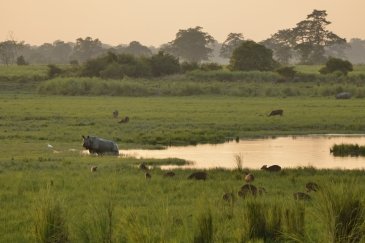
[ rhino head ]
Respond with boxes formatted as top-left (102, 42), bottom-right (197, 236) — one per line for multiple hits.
top-left (82, 135), bottom-right (93, 149)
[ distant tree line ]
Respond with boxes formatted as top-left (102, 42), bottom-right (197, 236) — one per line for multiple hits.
top-left (1, 9), bottom-right (365, 66)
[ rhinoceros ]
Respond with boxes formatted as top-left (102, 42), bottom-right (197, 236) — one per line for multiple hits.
top-left (335, 92), bottom-right (352, 99)
top-left (82, 135), bottom-right (119, 155)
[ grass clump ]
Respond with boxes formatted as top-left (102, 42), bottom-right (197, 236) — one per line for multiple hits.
top-left (315, 181), bottom-right (365, 243)
top-left (330, 144), bottom-right (365, 156)
top-left (31, 186), bottom-right (69, 243)
top-left (241, 200), bottom-right (306, 242)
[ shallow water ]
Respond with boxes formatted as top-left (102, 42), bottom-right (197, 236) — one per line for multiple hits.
top-left (122, 135), bottom-right (365, 170)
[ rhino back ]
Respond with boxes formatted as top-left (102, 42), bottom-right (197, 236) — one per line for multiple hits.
top-left (90, 137), bottom-right (119, 154)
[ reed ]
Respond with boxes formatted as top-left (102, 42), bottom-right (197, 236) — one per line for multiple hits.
top-left (315, 181), bottom-right (365, 242)
top-left (330, 144), bottom-right (365, 156)
top-left (31, 186), bottom-right (69, 243)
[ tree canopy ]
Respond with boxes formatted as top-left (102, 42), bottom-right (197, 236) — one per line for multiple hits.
top-left (229, 40), bottom-right (277, 71)
top-left (71, 37), bottom-right (103, 63)
top-left (164, 26), bottom-right (215, 63)
top-left (220, 33), bottom-right (244, 59)
top-left (263, 9), bottom-right (346, 64)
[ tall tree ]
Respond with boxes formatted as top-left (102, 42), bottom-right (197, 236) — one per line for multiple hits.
top-left (71, 37), bottom-right (103, 63)
top-left (165, 26), bottom-right (215, 63)
top-left (220, 33), bottom-right (244, 59)
top-left (0, 40), bottom-right (21, 65)
top-left (123, 41), bottom-right (152, 57)
top-left (52, 40), bottom-right (73, 63)
top-left (261, 29), bottom-right (295, 64)
top-left (292, 10), bottom-right (346, 64)
top-left (264, 10), bottom-right (346, 65)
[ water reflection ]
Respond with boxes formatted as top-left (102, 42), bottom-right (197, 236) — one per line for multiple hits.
top-left (122, 135), bottom-right (365, 170)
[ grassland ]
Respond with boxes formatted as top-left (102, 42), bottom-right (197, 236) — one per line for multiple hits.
top-left (1, 95), bottom-right (365, 149)
top-left (1, 65), bottom-right (365, 242)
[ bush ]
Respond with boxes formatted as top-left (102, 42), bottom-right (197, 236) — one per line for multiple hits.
top-left (320, 57), bottom-right (353, 75)
top-left (181, 61), bottom-right (199, 73)
top-left (229, 40), bottom-right (278, 71)
top-left (16, 55), bottom-right (28, 65)
top-left (276, 66), bottom-right (297, 79)
top-left (47, 64), bottom-right (62, 78)
top-left (200, 62), bottom-right (222, 71)
top-left (150, 51), bottom-right (180, 77)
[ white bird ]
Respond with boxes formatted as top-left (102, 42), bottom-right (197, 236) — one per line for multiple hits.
top-left (47, 144), bottom-right (53, 149)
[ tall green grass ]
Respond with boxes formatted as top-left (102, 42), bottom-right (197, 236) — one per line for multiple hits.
top-left (31, 186), bottom-right (69, 243)
top-left (331, 144), bottom-right (365, 156)
top-left (38, 77), bottom-right (365, 98)
top-left (315, 181), bottom-right (365, 242)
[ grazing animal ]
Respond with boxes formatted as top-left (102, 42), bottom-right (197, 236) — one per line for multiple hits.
top-left (258, 187), bottom-right (267, 196)
top-left (118, 116), bottom-right (129, 124)
top-left (91, 166), bottom-right (97, 172)
top-left (163, 171), bottom-right (176, 178)
top-left (188, 171), bottom-right (207, 180)
top-left (268, 109), bottom-right (284, 116)
top-left (145, 172), bottom-right (151, 180)
top-left (293, 192), bottom-right (311, 201)
top-left (306, 182), bottom-right (319, 192)
top-left (139, 162), bottom-right (148, 171)
top-left (335, 92), bottom-right (352, 99)
top-left (261, 165), bottom-right (282, 172)
top-left (112, 110), bottom-right (119, 118)
top-left (82, 135), bottom-right (119, 156)
top-left (238, 184), bottom-right (257, 198)
top-left (244, 173), bottom-right (255, 184)
top-left (222, 192), bottom-right (235, 203)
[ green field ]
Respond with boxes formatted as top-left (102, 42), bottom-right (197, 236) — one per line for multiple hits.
top-left (1, 65), bottom-right (365, 242)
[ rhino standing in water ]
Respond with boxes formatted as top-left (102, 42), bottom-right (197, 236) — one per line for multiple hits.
top-left (82, 135), bottom-right (119, 155)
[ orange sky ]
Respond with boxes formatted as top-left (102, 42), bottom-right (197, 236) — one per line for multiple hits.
top-left (1, 0), bottom-right (364, 46)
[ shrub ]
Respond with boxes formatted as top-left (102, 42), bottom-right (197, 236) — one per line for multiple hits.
top-left (181, 61), bottom-right (199, 73)
top-left (276, 66), bottom-right (297, 79)
top-left (320, 57), bottom-right (353, 75)
top-left (47, 64), bottom-right (62, 78)
top-left (150, 51), bottom-right (180, 77)
top-left (229, 40), bottom-right (278, 71)
top-left (16, 55), bottom-right (28, 65)
top-left (200, 62), bottom-right (222, 71)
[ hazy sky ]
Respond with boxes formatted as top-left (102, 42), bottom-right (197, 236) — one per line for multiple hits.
top-left (2, 0), bottom-right (365, 46)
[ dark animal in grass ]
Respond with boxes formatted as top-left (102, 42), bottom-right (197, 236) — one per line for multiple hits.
top-left (145, 172), bottom-right (151, 180)
top-left (293, 192), bottom-right (311, 201)
top-left (244, 173), bottom-right (255, 184)
top-left (261, 165), bottom-right (282, 172)
top-left (118, 116), bottom-right (129, 123)
top-left (268, 109), bottom-right (283, 116)
top-left (306, 182), bottom-right (319, 192)
top-left (82, 135), bottom-right (119, 155)
top-left (139, 162), bottom-right (148, 171)
top-left (238, 184), bottom-right (257, 198)
top-left (335, 92), bottom-right (352, 99)
top-left (163, 171), bottom-right (176, 178)
top-left (222, 192), bottom-right (235, 203)
top-left (188, 171), bottom-right (207, 180)
top-left (112, 110), bottom-right (119, 118)
top-left (91, 166), bottom-right (97, 172)
top-left (258, 187), bottom-right (267, 196)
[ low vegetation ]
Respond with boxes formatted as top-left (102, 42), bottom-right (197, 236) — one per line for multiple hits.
top-left (1, 65), bottom-right (365, 241)
top-left (331, 144), bottom-right (365, 156)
